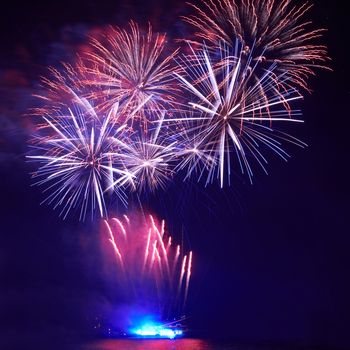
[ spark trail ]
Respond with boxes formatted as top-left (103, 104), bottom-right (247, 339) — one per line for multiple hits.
top-left (103, 212), bottom-right (192, 320)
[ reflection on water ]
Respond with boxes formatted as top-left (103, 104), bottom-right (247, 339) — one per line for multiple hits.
top-left (81, 339), bottom-right (218, 350)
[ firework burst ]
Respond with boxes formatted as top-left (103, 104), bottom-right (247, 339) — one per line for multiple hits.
top-left (173, 110), bottom-right (217, 181)
top-left (27, 98), bottom-right (131, 220)
top-left (27, 1), bottom-right (328, 218)
top-left (78, 21), bottom-right (180, 127)
top-left (183, 0), bottom-right (330, 90)
top-left (32, 64), bottom-right (85, 117)
top-left (108, 116), bottom-right (176, 193)
top-left (166, 44), bottom-right (306, 187)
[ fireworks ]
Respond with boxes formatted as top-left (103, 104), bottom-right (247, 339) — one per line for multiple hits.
top-left (183, 0), bottom-right (330, 90)
top-left (27, 98), bottom-right (131, 220)
top-left (78, 21), bottom-right (180, 127)
top-left (174, 110), bottom-right (218, 182)
top-left (27, 1), bottom-right (327, 216)
top-left (167, 44), bottom-right (306, 187)
top-left (25, 0), bottom-right (329, 336)
top-left (103, 212), bottom-right (192, 320)
top-left (32, 58), bottom-right (95, 118)
top-left (109, 117), bottom-right (177, 193)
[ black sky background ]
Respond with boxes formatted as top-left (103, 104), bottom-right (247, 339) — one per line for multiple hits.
top-left (0, 0), bottom-right (349, 349)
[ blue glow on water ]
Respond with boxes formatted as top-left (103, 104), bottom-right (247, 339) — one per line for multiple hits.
top-left (130, 321), bottom-right (183, 339)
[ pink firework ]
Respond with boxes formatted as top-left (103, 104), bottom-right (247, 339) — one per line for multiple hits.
top-left (78, 21), bottom-right (180, 128)
top-left (32, 64), bottom-right (86, 117)
top-left (102, 212), bottom-right (192, 319)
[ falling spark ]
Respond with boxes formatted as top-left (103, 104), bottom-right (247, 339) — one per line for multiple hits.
top-left (103, 213), bottom-right (192, 319)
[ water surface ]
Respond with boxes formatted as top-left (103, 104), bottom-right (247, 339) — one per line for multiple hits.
top-left (81, 338), bottom-right (236, 350)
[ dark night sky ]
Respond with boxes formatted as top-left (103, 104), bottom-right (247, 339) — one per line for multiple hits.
top-left (0, 0), bottom-right (349, 349)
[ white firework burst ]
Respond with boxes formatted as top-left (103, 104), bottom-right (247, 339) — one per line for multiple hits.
top-left (165, 43), bottom-right (306, 187)
top-left (28, 99), bottom-right (131, 220)
top-left (107, 116), bottom-right (176, 193)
